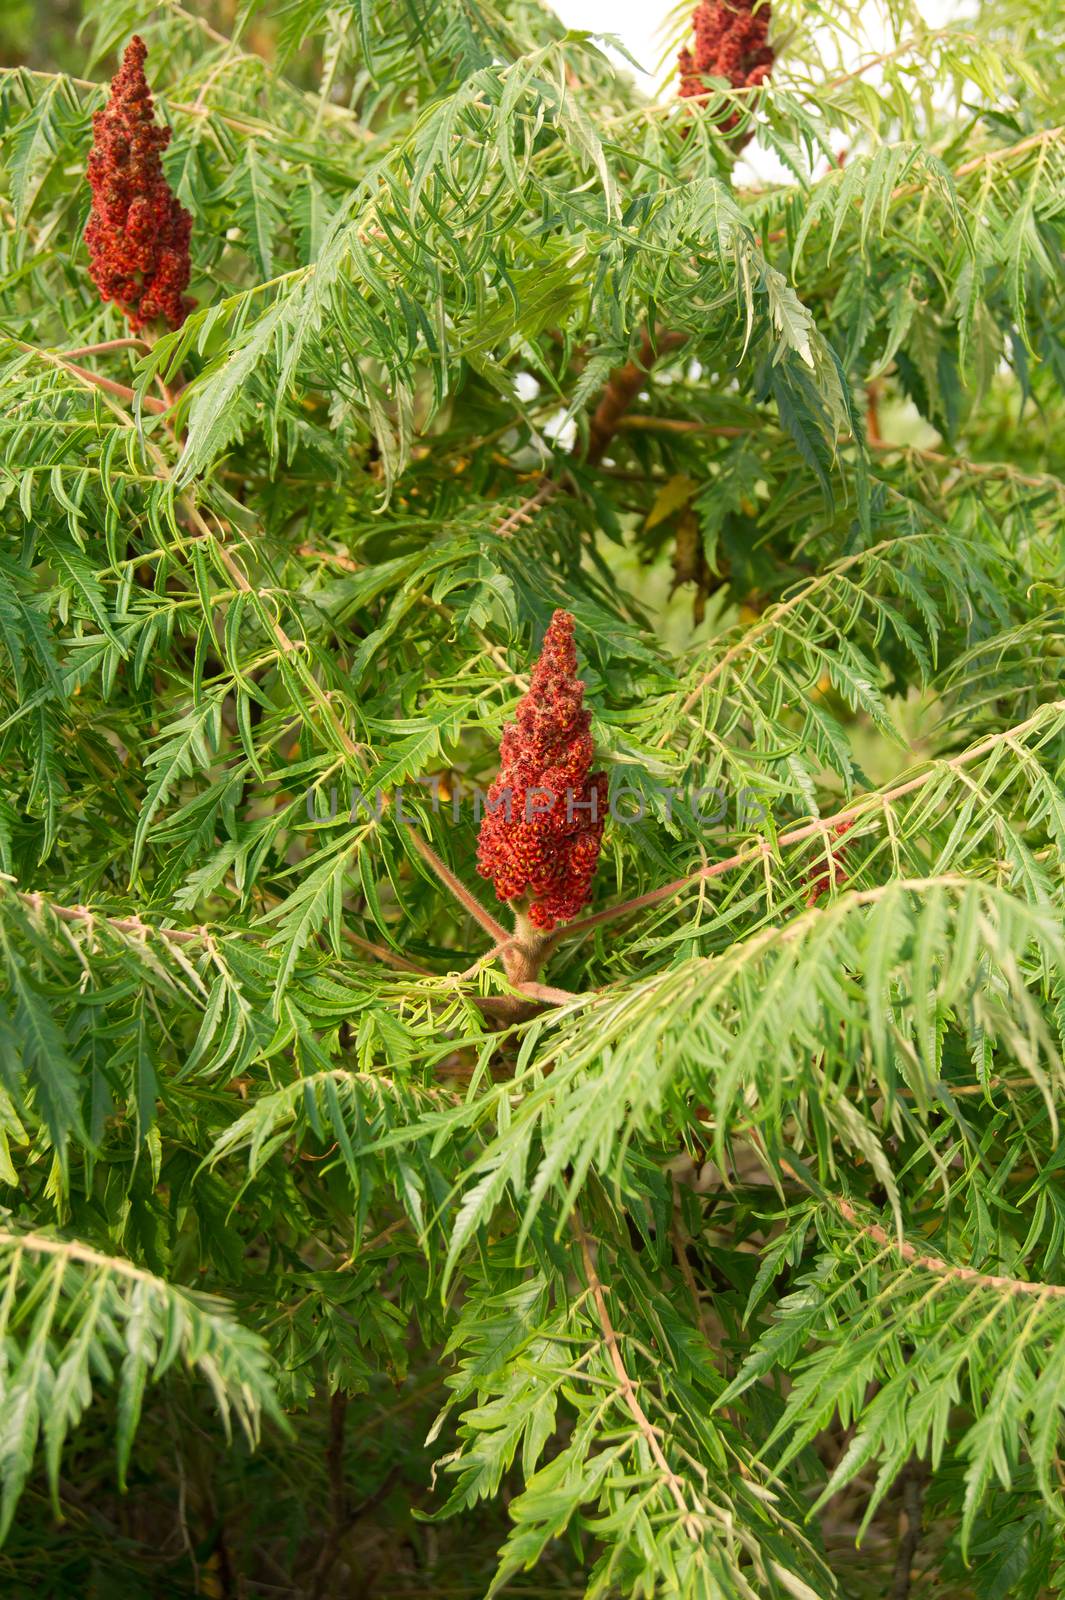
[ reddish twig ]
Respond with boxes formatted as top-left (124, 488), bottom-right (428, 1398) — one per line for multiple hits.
top-left (526, 699), bottom-right (1065, 948)
top-left (898, 123), bottom-right (1063, 199)
top-left (15, 889), bottom-right (202, 946)
top-left (515, 979), bottom-right (585, 1006)
top-left (405, 829), bottom-right (509, 943)
top-left (13, 886), bottom-right (435, 984)
top-left (835, 1196), bottom-right (1065, 1299)
top-left (58, 335), bottom-right (179, 412)
top-left (572, 1210), bottom-right (700, 1532)
top-left (16, 342), bottom-right (169, 415)
top-left (341, 927), bottom-right (433, 976)
top-left (492, 478), bottom-right (559, 538)
top-left (298, 541), bottom-right (360, 573)
top-left (61, 337), bottom-right (152, 359)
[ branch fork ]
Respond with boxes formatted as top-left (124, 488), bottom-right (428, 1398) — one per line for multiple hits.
top-left (406, 830), bottom-right (570, 1016)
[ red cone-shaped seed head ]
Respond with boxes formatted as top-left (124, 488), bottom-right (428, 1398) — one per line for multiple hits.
top-left (678, 0), bottom-right (775, 126)
top-left (85, 36), bottom-right (193, 332)
top-left (476, 611), bottom-right (607, 931)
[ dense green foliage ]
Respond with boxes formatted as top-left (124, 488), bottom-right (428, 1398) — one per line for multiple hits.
top-left (0, 0), bottom-right (1064, 1594)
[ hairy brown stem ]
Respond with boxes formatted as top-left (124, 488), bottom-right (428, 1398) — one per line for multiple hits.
top-left (12, 337), bottom-right (173, 415)
top-left (890, 1456), bottom-right (927, 1600)
top-left (586, 329), bottom-right (688, 465)
top-left (14, 889), bottom-right (203, 946)
top-left (309, 1391), bottom-right (349, 1600)
top-left (500, 904), bottom-right (556, 987)
top-left (484, 327), bottom-right (688, 549)
top-left (898, 123), bottom-right (1063, 199)
top-left (9, 884), bottom-right (578, 1020)
top-left (15, 701), bottom-right (1059, 1014)
top-left (406, 829), bottom-right (509, 943)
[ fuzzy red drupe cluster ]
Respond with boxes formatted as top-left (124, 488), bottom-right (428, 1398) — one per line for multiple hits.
top-left (85, 36), bottom-right (193, 332)
top-left (678, 0), bottom-right (774, 128)
top-left (477, 611), bottom-right (607, 931)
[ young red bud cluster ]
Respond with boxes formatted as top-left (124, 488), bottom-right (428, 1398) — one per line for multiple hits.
top-left (477, 611), bottom-right (607, 931)
top-left (85, 36), bottom-right (193, 332)
top-left (678, 0), bottom-right (774, 131)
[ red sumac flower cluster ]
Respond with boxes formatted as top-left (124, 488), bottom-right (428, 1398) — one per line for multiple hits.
top-left (477, 610), bottom-right (607, 930)
top-left (678, 0), bottom-right (774, 131)
top-left (85, 35), bottom-right (193, 332)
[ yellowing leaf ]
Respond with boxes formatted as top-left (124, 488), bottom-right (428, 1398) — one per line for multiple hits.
top-left (645, 474), bottom-right (696, 532)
